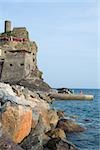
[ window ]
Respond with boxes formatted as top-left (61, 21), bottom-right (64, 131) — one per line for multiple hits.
top-left (20, 63), bottom-right (24, 66)
top-left (10, 64), bottom-right (13, 66)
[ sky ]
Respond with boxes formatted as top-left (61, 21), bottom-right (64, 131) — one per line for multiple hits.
top-left (0, 0), bottom-right (99, 89)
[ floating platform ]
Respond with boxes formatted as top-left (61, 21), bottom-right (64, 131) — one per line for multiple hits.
top-left (49, 93), bottom-right (94, 100)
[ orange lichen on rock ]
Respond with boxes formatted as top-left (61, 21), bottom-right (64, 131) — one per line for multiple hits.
top-left (2, 105), bottom-right (32, 143)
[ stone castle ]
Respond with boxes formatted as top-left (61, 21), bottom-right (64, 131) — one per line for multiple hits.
top-left (0, 21), bottom-right (43, 84)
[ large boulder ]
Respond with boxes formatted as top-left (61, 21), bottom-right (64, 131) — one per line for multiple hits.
top-left (0, 134), bottom-right (23, 150)
top-left (28, 93), bottom-right (51, 132)
top-left (1, 104), bottom-right (32, 143)
top-left (20, 115), bottom-right (48, 150)
top-left (44, 138), bottom-right (78, 150)
top-left (57, 110), bottom-right (65, 119)
top-left (46, 128), bottom-right (66, 139)
top-left (57, 119), bottom-right (85, 133)
top-left (12, 84), bottom-right (51, 131)
top-left (48, 109), bottom-right (59, 128)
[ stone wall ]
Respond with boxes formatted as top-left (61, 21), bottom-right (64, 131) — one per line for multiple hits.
top-left (0, 21), bottom-right (43, 84)
top-left (24, 52), bottom-right (36, 79)
top-left (1, 51), bottom-right (25, 83)
top-left (1, 50), bottom-right (38, 82)
top-left (12, 27), bottom-right (29, 39)
top-left (30, 41), bottom-right (38, 53)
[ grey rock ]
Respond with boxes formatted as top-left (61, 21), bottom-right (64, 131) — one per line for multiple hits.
top-left (20, 115), bottom-right (46, 150)
top-left (44, 138), bottom-right (78, 150)
top-left (0, 134), bottom-right (24, 150)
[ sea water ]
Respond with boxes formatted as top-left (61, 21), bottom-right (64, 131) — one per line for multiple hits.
top-left (52, 89), bottom-right (100, 150)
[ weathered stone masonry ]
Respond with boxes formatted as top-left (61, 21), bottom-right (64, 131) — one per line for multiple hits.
top-left (0, 20), bottom-right (42, 83)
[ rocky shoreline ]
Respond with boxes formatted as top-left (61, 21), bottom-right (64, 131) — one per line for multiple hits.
top-left (0, 20), bottom-right (87, 150)
top-left (0, 82), bottom-right (85, 150)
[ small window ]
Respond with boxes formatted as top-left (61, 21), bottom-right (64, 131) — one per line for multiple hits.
top-left (20, 63), bottom-right (24, 66)
top-left (33, 58), bottom-right (35, 62)
top-left (4, 51), bottom-right (6, 53)
top-left (10, 64), bottom-right (13, 66)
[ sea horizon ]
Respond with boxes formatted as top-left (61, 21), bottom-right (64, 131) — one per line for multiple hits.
top-left (53, 87), bottom-right (100, 90)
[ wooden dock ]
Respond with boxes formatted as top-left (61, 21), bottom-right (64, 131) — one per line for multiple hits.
top-left (49, 93), bottom-right (94, 100)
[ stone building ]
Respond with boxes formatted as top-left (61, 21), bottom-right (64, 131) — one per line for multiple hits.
top-left (0, 21), bottom-right (42, 83)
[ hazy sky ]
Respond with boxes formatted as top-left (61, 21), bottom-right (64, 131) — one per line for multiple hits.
top-left (0, 0), bottom-right (99, 88)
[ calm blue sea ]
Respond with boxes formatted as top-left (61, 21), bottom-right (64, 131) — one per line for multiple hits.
top-left (52, 89), bottom-right (100, 150)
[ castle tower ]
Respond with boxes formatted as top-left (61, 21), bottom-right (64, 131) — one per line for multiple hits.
top-left (4, 20), bottom-right (11, 33)
top-left (0, 20), bottom-right (42, 83)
